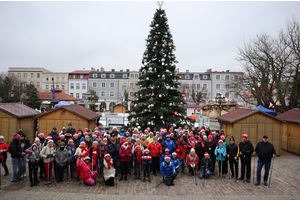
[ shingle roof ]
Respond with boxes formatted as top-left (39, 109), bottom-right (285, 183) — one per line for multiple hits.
top-left (0, 103), bottom-right (40, 118)
top-left (216, 108), bottom-right (284, 123)
top-left (36, 105), bottom-right (100, 121)
top-left (277, 108), bottom-right (300, 123)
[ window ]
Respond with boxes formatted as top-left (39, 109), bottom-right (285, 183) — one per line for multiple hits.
top-left (45, 85), bottom-right (49, 90)
top-left (225, 85), bottom-right (229, 90)
top-left (110, 82), bottom-right (115, 88)
top-left (135, 74), bottom-right (139, 78)
top-left (37, 73), bottom-right (40, 78)
top-left (216, 75), bottom-right (220, 80)
top-left (56, 77), bottom-right (59, 82)
top-left (76, 93), bottom-right (79, 98)
top-left (82, 94), bottom-right (86, 99)
top-left (197, 84), bottom-right (200, 89)
top-left (216, 84), bottom-right (220, 89)
top-left (70, 83), bottom-right (74, 89)
top-left (93, 74), bottom-right (97, 78)
top-left (82, 83), bottom-right (86, 90)
top-left (194, 75), bottom-right (198, 79)
top-left (109, 91), bottom-right (115, 97)
top-left (101, 82), bottom-right (106, 87)
top-left (234, 75), bottom-right (238, 80)
top-left (110, 74), bottom-right (115, 78)
top-left (31, 73), bottom-right (33, 78)
top-left (130, 83), bottom-right (134, 88)
top-left (185, 84), bottom-right (189, 89)
top-left (130, 92), bottom-right (134, 97)
top-left (203, 93), bottom-right (207, 98)
top-left (192, 84), bottom-right (195, 89)
top-left (101, 91), bottom-right (105, 97)
top-left (11, 73), bottom-right (15, 77)
top-left (93, 82), bottom-right (97, 88)
top-left (24, 73), bottom-right (27, 78)
top-left (122, 83), bottom-right (127, 88)
top-left (70, 93), bottom-right (73, 97)
top-left (123, 74), bottom-right (128, 78)
top-left (101, 74), bottom-right (106, 78)
top-left (185, 75), bottom-right (190, 79)
top-left (130, 74), bottom-right (134, 78)
top-left (76, 83), bottom-right (80, 89)
top-left (225, 75), bottom-right (229, 80)
top-left (203, 84), bottom-right (207, 89)
top-left (80, 75), bottom-right (83, 79)
top-left (203, 75), bottom-right (207, 80)
top-left (225, 93), bottom-right (229, 98)
top-left (56, 85), bottom-right (59, 89)
top-left (30, 81), bottom-right (33, 85)
top-left (62, 77), bottom-right (64, 82)
top-left (61, 85), bottom-right (65, 90)
top-left (46, 77), bottom-right (49, 81)
top-left (18, 73), bottom-right (21, 78)
top-left (73, 75), bottom-right (76, 79)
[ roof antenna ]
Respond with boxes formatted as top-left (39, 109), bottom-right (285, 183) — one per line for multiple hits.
top-left (156, 1), bottom-right (164, 9)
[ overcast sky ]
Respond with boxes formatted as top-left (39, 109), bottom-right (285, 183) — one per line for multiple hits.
top-left (0, 1), bottom-right (300, 73)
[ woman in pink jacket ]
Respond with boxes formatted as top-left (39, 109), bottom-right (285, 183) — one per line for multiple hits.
top-left (187, 134), bottom-right (197, 154)
top-left (119, 140), bottom-right (132, 181)
top-left (78, 157), bottom-right (97, 186)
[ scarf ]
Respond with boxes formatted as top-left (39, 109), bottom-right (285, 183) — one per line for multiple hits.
top-left (135, 149), bottom-right (142, 164)
top-left (69, 144), bottom-right (74, 147)
top-left (80, 146), bottom-right (86, 153)
top-left (106, 157), bottom-right (114, 170)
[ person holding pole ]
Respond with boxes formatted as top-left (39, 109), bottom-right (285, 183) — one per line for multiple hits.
top-left (40, 139), bottom-right (55, 184)
top-left (227, 137), bottom-right (239, 181)
top-left (215, 139), bottom-right (226, 178)
top-left (253, 135), bottom-right (276, 186)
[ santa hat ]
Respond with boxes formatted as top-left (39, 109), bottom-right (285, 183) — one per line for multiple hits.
top-left (38, 132), bottom-right (44, 137)
top-left (153, 137), bottom-right (158, 140)
top-left (80, 141), bottom-right (86, 145)
top-left (48, 139), bottom-right (53, 143)
top-left (204, 152), bottom-right (209, 156)
top-left (84, 128), bottom-right (88, 131)
top-left (132, 133), bottom-right (137, 136)
top-left (60, 134), bottom-right (65, 138)
top-left (172, 152), bottom-right (177, 156)
top-left (191, 148), bottom-right (195, 152)
top-left (208, 135), bottom-right (213, 139)
top-left (164, 155), bottom-right (171, 160)
top-left (113, 126), bottom-right (117, 130)
top-left (166, 134), bottom-right (170, 138)
top-left (169, 127), bottom-right (173, 130)
top-left (104, 153), bottom-right (110, 157)
top-left (242, 133), bottom-right (248, 140)
top-left (77, 131), bottom-right (82, 135)
top-left (73, 133), bottom-right (78, 137)
top-left (203, 135), bottom-right (207, 138)
top-left (198, 138), bottom-right (202, 141)
top-left (149, 131), bottom-right (154, 135)
top-left (84, 156), bottom-right (90, 160)
top-left (83, 132), bottom-right (88, 135)
top-left (189, 131), bottom-right (193, 135)
top-left (68, 138), bottom-right (73, 143)
top-left (170, 132), bottom-right (174, 135)
top-left (103, 137), bottom-right (107, 140)
top-left (94, 130), bottom-right (99, 133)
top-left (123, 140), bottom-right (128, 145)
top-left (165, 148), bottom-right (170, 152)
top-left (190, 134), bottom-right (194, 138)
top-left (93, 141), bottom-right (98, 144)
top-left (92, 134), bottom-right (97, 137)
top-left (160, 128), bottom-right (163, 132)
top-left (141, 134), bottom-right (146, 137)
top-left (221, 134), bottom-right (225, 138)
top-left (144, 129), bottom-right (149, 132)
top-left (144, 149), bottom-right (150, 152)
top-left (135, 144), bottom-right (140, 148)
top-left (46, 135), bottom-right (52, 139)
top-left (147, 127), bottom-right (151, 131)
top-left (218, 139), bottom-right (223, 144)
top-left (211, 131), bottom-right (216, 135)
top-left (179, 129), bottom-right (184, 133)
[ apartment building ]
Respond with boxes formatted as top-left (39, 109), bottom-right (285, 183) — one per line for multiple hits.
top-left (41, 72), bottom-right (69, 93)
top-left (68, 69), bottom-right (90, 100)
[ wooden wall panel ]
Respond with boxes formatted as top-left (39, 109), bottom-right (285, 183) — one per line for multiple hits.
top-left (281, 123), bottom-right (287, 150)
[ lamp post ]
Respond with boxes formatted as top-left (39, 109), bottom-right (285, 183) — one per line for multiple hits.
top-left (215, 93), bottom-right (225, 116)
top-left (10, 85), bottom-right (15, 102)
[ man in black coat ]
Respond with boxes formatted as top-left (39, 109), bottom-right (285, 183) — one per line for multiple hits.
top-left (49, 127), bottom-right (59, 141)
top-left (107, 138), bottom-right (120, 175)
top-left (204, 136), bottom-right (216, 174)
top-left (239, 133), bottom-right (254, 182)
top-left (195, 138), bottom-right (205, 171)
top-left (10, 133), bottom-right (26, 182)
top-left (253, 135), bottom-right (276, 186)
top-left (227, 137), bottom-right (239, 180)
top-left (66, 123), bottom-right (76, 135)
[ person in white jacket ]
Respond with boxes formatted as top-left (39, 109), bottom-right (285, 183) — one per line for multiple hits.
top-left (40, 140), bottom-right (55, 184)
top-left (103, 153), bottom-right (115, 186)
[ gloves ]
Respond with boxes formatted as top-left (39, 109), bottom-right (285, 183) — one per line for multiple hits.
top-left (217, 152), bottom-right (220, 156)
top-left (164, 176), bottom-right (167, 180)
top-left (50, 154), bottom-right (54, 158)
top-left (21, 152), bottom-right (26, 157)
top-left (2, 149), bottom-right (6, 152)
top-left (221, 153), bottom-right (224, 157)
top-left (47, 155), bottom-right (51, 158)
top-left (0, 149), bottom-right (2, 153)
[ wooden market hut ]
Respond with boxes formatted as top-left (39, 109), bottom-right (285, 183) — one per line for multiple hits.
top-left (277, 108), bottom-right (300, 155)
top-left (35, 105), bottom-right (101, 134)
top-left (113, 104), bottom-right (127, 113)
top-left (0, 103), bottom-right (40, 143)
top-left (216, 108), bottom-right (285, 155)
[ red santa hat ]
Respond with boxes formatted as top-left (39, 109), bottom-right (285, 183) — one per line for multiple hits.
top-left (166, 134), bottom-right (170, 138)
top-left (191, 148), bottom-right (195, 152)
top-left (48, 139), bottom-right (54, 143)
top-left (164, 154), bottom-right (171, 160)
top-left (160, 128), bottom-right (163, 132)
top-left (135, 144), bottom-right (140, 148)
top-left (60, 134), bottom-right (65, 138)
top-left (179, 129), bottom-right (184, 133)
top-left (165, 148), bottom-right (170, 152)
top-left (211, 131), bottom-right (216, 135)
top-left (46, 135), bottom-right (52, 139)
top-left (190, 134), bottom-right (194, 138)
top-left (172, 152), bottom-right (177, 156)
top-left (77, 131), bottom-right (82, 135)
top-left (103, 137), bottom-right (107, 141)
top-left (169, 127), bottom-right (173, 130)
top-left (92, 134), bottom-right (97, 137)
top-left (147, 127), bottom-right (151, 131)
top-left (204, 152), bottom-right (209, 156)
top-left (93, 141), bottom-right (98, 144)
top-left (198, 138), bottom-right (202, 141)
top-left (141, 134), bottom-right (146, 137)
top-left (80, 141), bottom-right (86, 145)
top-left (123, 140), bottom-right (128, 145)
top-left (73, 133), bottom-right (78, 137)
top-left (144, 148), bottom-right (150, 152)
top-left (221, 134), bottom-right (225, 138)
top-left (170, 132), bottom-right (174, 135)
top-left (144, 129), bottom-right (149, 132)
top-left (94, 129), bottom-right (99, 133)
top-left (38, 132), bottom-right (44, 137)
top-left (83, 132), bottom-right (88, 135)
top-left (68, 138), bottom-right (73, 143)
top-left (104, 153), bottom-right (110, 157)
top-left (84, 156), bottom-right (90, 160)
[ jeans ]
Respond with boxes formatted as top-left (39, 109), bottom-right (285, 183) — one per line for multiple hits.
top-left (199, 170), bottom-right (210, 179)
top-left (179, 159), bottom-right (185, 172)
top-left (21, 156), bottom-right (26, 175)
top-left (11, 157), bottom-right (23, 181)
top-left (256, 160), bottom-right (271, 183)
top-left (143, 164), bottom-right (150, 177)
top-left (134, 162), bottom-right (141, 176)
top-left (0, 157), bottom-right (9, 173)
top-left (56, 165), bottom-right (65, 180)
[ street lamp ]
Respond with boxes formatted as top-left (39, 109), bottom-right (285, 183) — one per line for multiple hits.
top-left (215, 93), bottom-right (225, 116)
top-left (10, 85), bottom-right (15, 102)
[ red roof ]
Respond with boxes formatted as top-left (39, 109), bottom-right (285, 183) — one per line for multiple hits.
top-left (69, 70), bottom-right (91, 74)
top-left (36, 105), bottom-right (100, 121)
top-left (24, 89), bottom-right (79, 101)
top-left (216, 108), bottom-right (284, 123)
top-left (277, 108), bottom-right (300, 123)
top-left (0, 103), bottom-right (40, 118)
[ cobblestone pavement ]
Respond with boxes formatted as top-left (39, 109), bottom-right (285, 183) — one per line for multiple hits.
top-left (1, 150), bottom-right (300, 200)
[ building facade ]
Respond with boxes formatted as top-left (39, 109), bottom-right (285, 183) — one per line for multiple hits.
top-left (41, 72), bottom-right (69, 93)
top-left (68, 69), bottom-right (90, 100)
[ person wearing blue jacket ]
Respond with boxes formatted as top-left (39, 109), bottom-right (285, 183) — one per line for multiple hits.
top-left (171, 152), bottom-right (180, 176)
top-left (160, 148), bottom-right (170, 165)
top-left (160, 154), bottom-right (176, 186)
top-left (164, 134), bottom-right (175, 154)
top-left (119, 127), bottom-right (126, 137)
top-left (215, 139), bottom-right (226, 178)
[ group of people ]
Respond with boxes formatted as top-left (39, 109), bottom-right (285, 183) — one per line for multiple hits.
top-left (0, 123), bottom-right (276, 187)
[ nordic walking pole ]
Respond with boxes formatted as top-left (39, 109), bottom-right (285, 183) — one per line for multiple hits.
top-left (217, 160), bottom-right (219, 178)
top-left (0, 154), bottom-right (2, 190)
top-left (54, 161), bottom-right (56, 186)
top-left (228, 157), bottom-right (230, 180)
top-left (221, 160), bottom-right (223, 180)
top-left (268, 157), bottom-right (275, 188)
top-left (193, 167), bottom-right (197, 185)
top-left (47, 158), bottom-right (49, 187)
top-left (253, 155), bottom-right (255, 185)
top-left (202, 170), bottom-right (204, 187)
top-left (68, 158), bottom-right (71, 181)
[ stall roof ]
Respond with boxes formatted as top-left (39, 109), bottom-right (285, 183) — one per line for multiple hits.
top-left (0, 103), bottom-right (40, 118)
top-left (277, 108), bottom-right (300, 124)
top-left (255, 105), bottom-right (277, 116)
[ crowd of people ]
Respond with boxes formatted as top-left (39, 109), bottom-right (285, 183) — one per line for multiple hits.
top-left (0, 123), bottom-right (276, 187)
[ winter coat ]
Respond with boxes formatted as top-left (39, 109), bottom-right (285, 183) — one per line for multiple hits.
top-left (133, 149), bottom-right (143, 165)
top-left (25, 143), bottom-right (43, 154)
top-left (55, 147), bottom-right (69, 166)
top-left (170, 136), bottom-right (177, 144)
top-left (148, 142), bottom-right (162, 158)
top-left (0, 142), bottom-right (8, 159)
top-left (195, 142), bottom-right (205, 160)
top-left (66, 127), bottom-right (76, 135)
top-left (108, 143), bottom-right (120, 160)
top-left (82, 146), bottom-right (101, 166)
top-left (20, 138), bottom-right (31, 152)
top-left (141, 152), bottom-right (152, 166)
top-left (74, 147), bottom-right (87, 159)
top-left (140, 138), bottom-right (149, 148)
top-left (215, 145), bottom-right (226, 161)
top-left (73, 138), bottom-right (80, 149)
top-left (187, 138), bottom-right (197, 150)
top-left (119, 144), bottom-right (132, 162)
top-left (78, 161), bottom-right (93, 181)
top-left (171, 157), bottom-right (180, 170)
top-left (99, 143), bottom-right (107, 156)
top-left (187, 153), bottom-right (199, 166)
top-left (40, 144), bottom-right (55, 163)
top-left (66, 144), bottom-right (76, 162)
top-left (25, 144), bottom-right (40, 163)
top-left (204, 141), bottom-right (216, 158)
top-left (131, 142), bottom-right (144, 154)
top-left (103, 158), bottom-right (115, 181)
top-left (158, 139), bottom-right (166, 151)
top-left (49, 131), bottom-right (59, 141)
top-left (255, 141), bottom-right (276, 161)
top-left (175, 139), bottom-right (187, 159)
top-left (10, 139), bottom-right (23, 158)
top-left (200, 158), bottom-right (213, 171)
top-left (213, 136), bottom-right (220, 146)
top-left (38, 137), bottom-right (45, 145)
top-left (227, 143), bottom-right (239, 158)
top-left (147, 136), bottom-right (154, 143)
top-left (164, 139), bottom-right (175, 154)
top-left (160, 160), bottom-right (175, 177)
top-left (239, 140), bottom-right (254, 157)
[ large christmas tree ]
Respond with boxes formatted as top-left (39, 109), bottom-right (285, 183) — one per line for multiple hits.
top-left (128, 4), bottom-right (189, 129)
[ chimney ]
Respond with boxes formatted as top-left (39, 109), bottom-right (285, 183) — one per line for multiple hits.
top-left (186, 70), bottom-right (189, 73)
top-left (207, 69), bottom-right (212, 72)
top-left (111, 69), bottom-right (115, 72)
top-left (83, 68), bottom-right (85, 71)
top-left (100, 67), bottom-right (104, 72)
top-left (226, 70), bottom-right (229, 72)
top-left (120, 69), bottom-right (123, 72)
top-left (126, 69), bottom-right (130, 72)
top-left (97, 69), bottom-right (99, 71)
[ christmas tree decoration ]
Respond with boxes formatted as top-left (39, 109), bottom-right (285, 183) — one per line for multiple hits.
top-left (127, 4), bottom-right (189, 129)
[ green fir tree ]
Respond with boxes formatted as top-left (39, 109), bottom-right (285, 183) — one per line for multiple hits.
top-left (26, 87), bottom-right (41, 109)
top-left (128, 6), bottom-right (189, 129)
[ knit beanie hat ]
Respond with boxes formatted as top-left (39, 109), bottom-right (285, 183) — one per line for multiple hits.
top-left (34, 137), bottom-right (40, 143)
top-left (13, 133), bottom-right (20, 140)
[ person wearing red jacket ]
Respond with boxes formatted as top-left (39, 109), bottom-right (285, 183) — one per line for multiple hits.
top-left (147, 137), bottom-right (162, 176)
top-left (187, 148), bottom-right (199, 175)
top-left (119, 140), bottom-right (132, 181)
top-left (78, 157), bottom-right (97, 186)
top-left (175, 136), bottom-right (187, 174)
top-left (82, 141), bottom-right (101, 172)
top-left (0, 135), bottom-right (9, 176)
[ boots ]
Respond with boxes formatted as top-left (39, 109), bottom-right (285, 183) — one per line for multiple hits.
top-left (138, 175), bottom-right (141, 180)
top-left (134, 175), bottom-right (137, 180)
top-left (124, 176), bottom-right (127, 181)
top-left (119, 176), bottom-right (123, 181)
top-left (30, 182), bottom-right (33, 187)
top-left (148, 177), bottom-right (151, 182)
top-left (4, 172), bottom-right (9, 176)
top-left (143, 177), bottom-right (146, 182)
